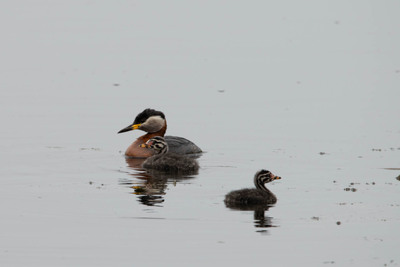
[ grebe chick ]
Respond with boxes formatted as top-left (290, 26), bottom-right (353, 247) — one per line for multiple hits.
top-left (140, 136), bottom-right (199, 174)
top-left (118, 108), bottom-right (202, 158)
top-left (224, 170), bottom-right (281, 207)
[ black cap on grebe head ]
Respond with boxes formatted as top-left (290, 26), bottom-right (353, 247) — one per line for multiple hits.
top-left (132, 109), bottom-right (165, 125)
top-left (118, 108), bottom-right (166, 134)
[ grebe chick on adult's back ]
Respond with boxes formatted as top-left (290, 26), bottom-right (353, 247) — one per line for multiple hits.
top-left (118, 108), bottom-right (202, 158)
top-left (224, 170), bottom-right (281, 207)
top-left (140, 136), bottom-right (199, 174)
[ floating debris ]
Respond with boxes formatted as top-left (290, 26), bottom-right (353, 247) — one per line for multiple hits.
top-left (336, 221), bottom-right (341, 225)
top-left (344, 188), bottom-right (357, 192)
top-left (372, 147), bottom-right (400, 152)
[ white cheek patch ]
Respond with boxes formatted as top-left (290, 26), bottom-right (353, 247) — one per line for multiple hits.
top-left (142, 116), bottom-right (164, 131)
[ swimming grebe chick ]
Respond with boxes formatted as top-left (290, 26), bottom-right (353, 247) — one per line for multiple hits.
top-left (140, 136), bottom-right (199, 174)
top-left (224, 170), bottom-right (281, 207)
top-left (118, 108), bottom-right (202, 158)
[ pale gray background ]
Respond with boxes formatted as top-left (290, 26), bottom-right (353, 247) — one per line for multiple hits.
top-left (1, 1), bottom-right (399, 266)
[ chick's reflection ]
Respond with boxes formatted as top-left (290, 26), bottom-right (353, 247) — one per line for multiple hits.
top-left (225, 202), bottom-right (277, 231)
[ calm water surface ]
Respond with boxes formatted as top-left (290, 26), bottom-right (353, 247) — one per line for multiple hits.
top-left (1, 1), bottom-right (399, 266)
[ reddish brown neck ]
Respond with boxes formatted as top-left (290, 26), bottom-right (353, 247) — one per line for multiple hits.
top-left (124, 122), bottom-right (167, 158)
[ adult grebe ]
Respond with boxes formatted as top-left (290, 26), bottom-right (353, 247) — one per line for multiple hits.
top-left (140, 136), bottom-right (199, 174)
top-left (118, 108), bottom-right (202, 158)
top-left (224, 170), bottom-right (281, 207)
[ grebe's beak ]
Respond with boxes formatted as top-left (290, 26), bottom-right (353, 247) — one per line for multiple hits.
top-left (118, 123), bottom-right (141, 134)
top-left (272, 174), bottom-right (282, 180)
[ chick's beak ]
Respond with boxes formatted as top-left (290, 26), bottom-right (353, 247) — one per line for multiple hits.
top-left (140, 139), bottom-right (154, 148)
top-left (270, 173), bottom-right (282, 180)
top-left (118, 123), bottom-right (141, 134)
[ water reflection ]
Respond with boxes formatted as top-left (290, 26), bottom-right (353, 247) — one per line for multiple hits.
top-left (253, 207), bottom-right (276, 232)
top-left (122, 157), bottom-right (198, 207)
top-left (225, 202), bottom-right (277, 232)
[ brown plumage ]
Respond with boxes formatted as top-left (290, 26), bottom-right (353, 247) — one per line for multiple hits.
top-left (124, 124), bottom-right (167, 158)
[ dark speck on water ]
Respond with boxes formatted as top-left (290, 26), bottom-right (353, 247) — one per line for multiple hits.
top-left (344, 188), bottom-right (357, 192)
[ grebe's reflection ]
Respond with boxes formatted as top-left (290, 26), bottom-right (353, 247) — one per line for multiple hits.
top-left (122, 157), bottom-right (197, 207)
top-left (253, 207), bottom-right (276, 231)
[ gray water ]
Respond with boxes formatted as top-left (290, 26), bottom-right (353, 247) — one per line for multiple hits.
top-left (1, 1), bottom-right (400, 266)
